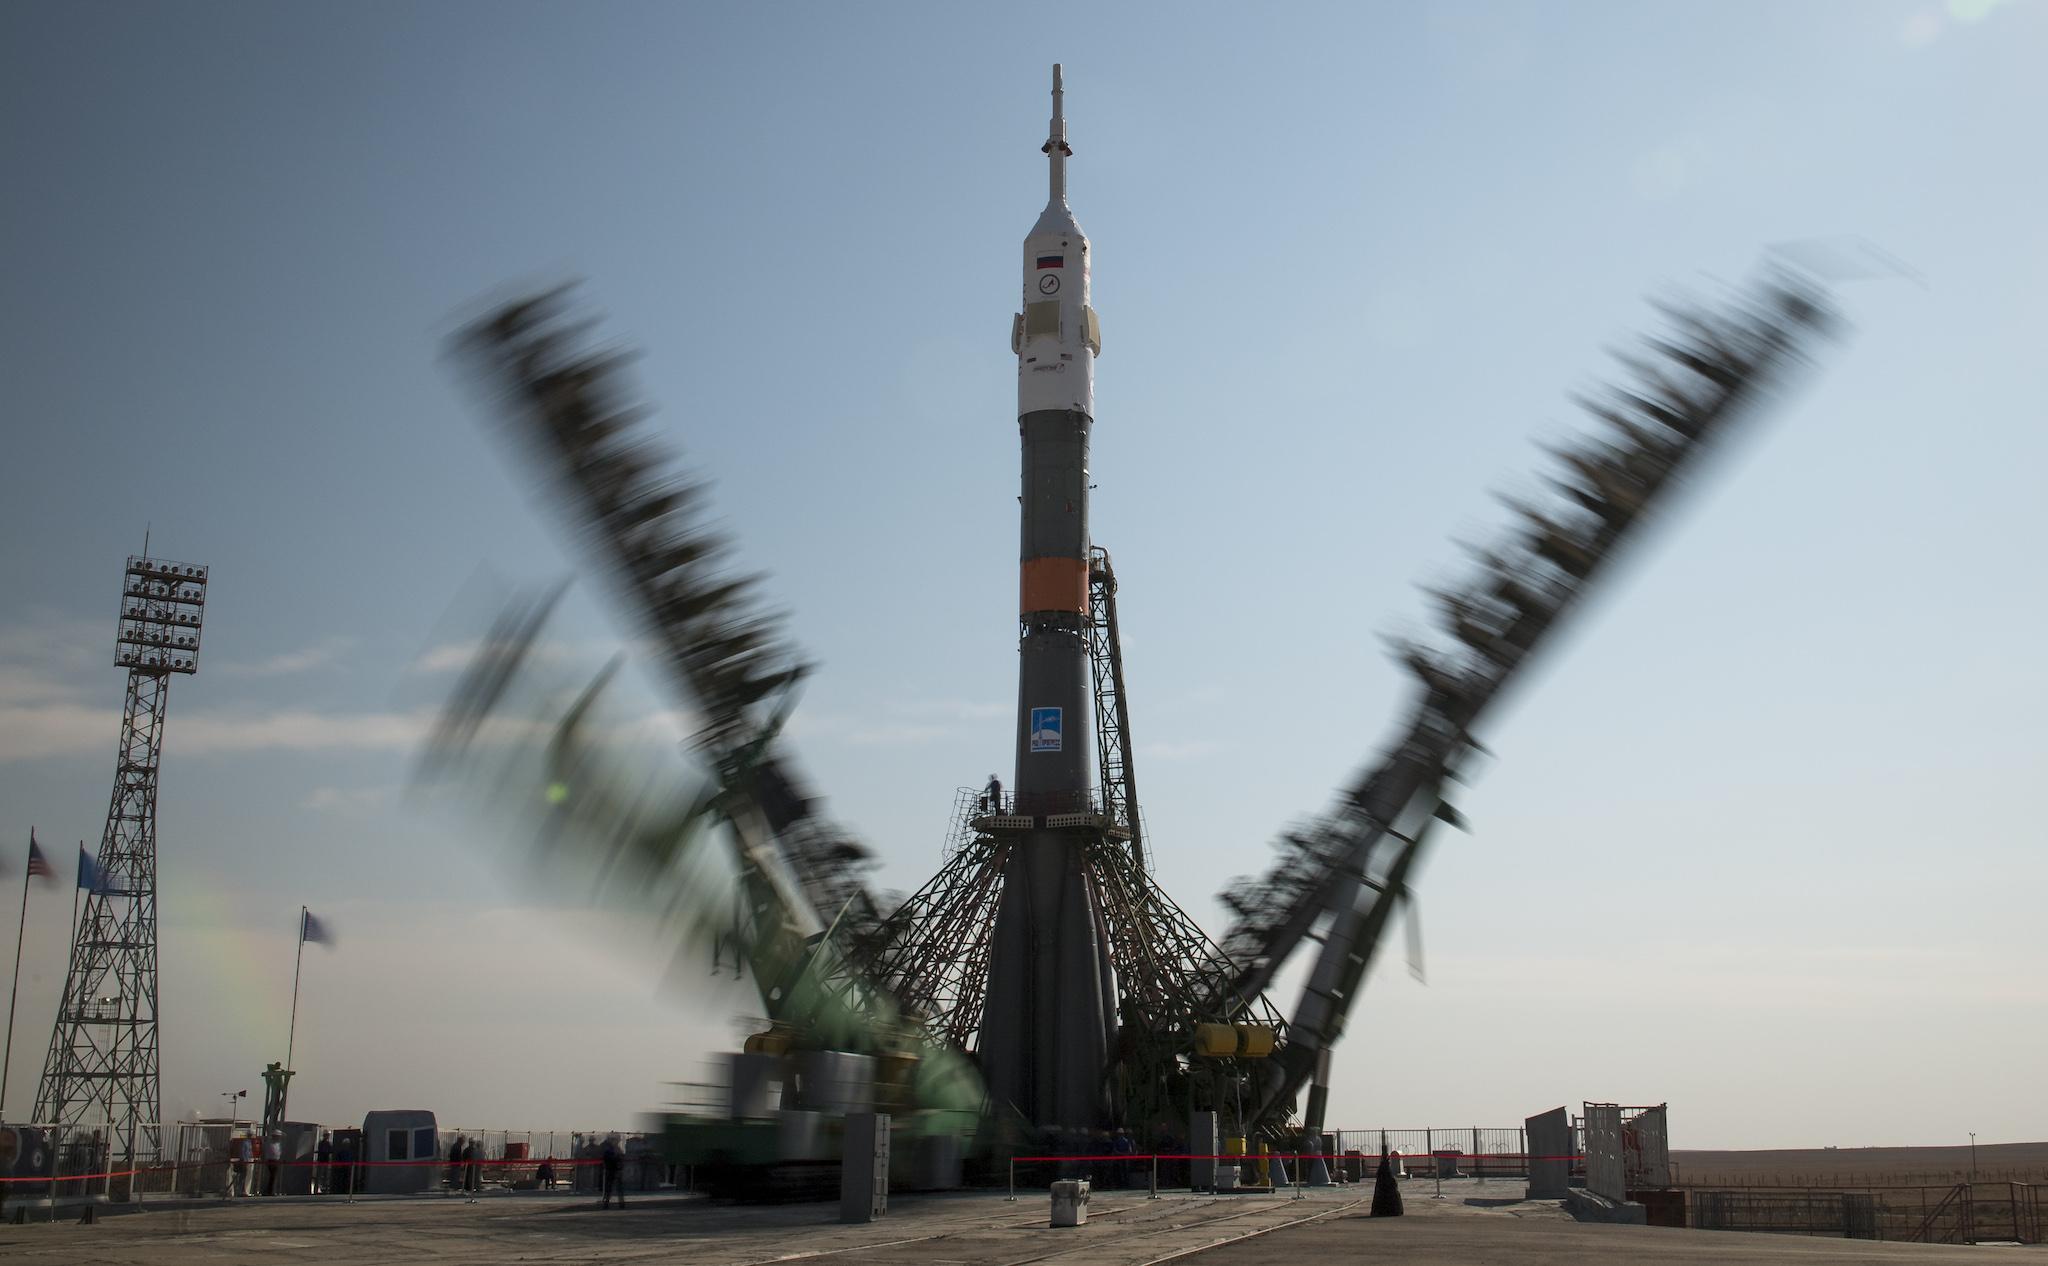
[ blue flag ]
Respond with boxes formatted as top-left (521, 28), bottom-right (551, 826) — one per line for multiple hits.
top-left (77, 845), bottom-right (100, 893)
top-left (301, 909), bottom-right (334, 948)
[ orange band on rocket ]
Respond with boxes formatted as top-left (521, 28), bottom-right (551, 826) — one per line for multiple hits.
top-left (1020, 557), bottom-right (1089, 614)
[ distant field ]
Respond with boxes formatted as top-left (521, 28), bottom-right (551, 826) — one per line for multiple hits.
top-left (1672, 1142), bottom-right (2048, 1188)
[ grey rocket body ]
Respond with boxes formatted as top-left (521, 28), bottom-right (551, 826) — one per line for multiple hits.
top-left (976, 66), bottom-right (1120, 1134)
top-left (1014, 408), bottom-right (1093, 796)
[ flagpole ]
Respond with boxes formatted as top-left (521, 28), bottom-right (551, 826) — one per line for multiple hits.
top-left (0, 829), bottom-right (34, 1120)
top-left (281, 907), bottom-right (307, 1123)
top-left (58, 846), bottom-right (83, 1117)
top-left (63, 844), bottom-right (83, 991)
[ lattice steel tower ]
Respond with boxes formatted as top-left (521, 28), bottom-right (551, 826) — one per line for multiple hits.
top-left (35, 554), bottom-right (208, 1161)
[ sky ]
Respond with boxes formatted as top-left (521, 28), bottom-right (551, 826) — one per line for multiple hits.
top-left (0, 1), bottom-right (2042, 1150)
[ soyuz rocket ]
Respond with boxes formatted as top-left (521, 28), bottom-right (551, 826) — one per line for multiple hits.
top-left (978, 65), bottom-right (1120, 1133)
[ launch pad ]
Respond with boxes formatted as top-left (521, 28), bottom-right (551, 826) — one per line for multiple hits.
top-left (1, 1181), bottom-right (1991, 1266)
top-left (435, 62), bottom-right (1841, 1183)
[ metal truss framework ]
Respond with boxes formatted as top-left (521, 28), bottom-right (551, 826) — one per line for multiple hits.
top-left (37, 556), bottom-right (209, 1164)
top-left (866, 788), bottom-right (1285, 1133)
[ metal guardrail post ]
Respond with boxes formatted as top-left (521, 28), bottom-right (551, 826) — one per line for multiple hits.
top-left (1006, 1157), bottom-right (1015, 1201)
top-left (1149, 1154), bottom-right (1158, 1199)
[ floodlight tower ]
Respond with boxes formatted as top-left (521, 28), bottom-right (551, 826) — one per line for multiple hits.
top-left (36, 554), bottom-right (208, 1167)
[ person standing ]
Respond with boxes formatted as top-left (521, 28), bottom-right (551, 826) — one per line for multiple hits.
top-left (600, 1135), bottom-right (625, 1209)
top-left (334, 1135), bottom-right (355, 1196)
top-left (314, 1132), bottom-right (334, 1194)
top-left (466, 1138), bottom-right (483, 1196)
top-left (231, 1134), bottom-right (253, 1197)
top-left (263, 1132), bottom-right (282, 1195)
top-left (448, 1136), bottom-right (466, 1193)
top-left (1111, 1126), bottom-right (1135, 1190)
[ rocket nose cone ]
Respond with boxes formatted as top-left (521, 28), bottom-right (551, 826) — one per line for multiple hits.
top-left (1030, 201), bottom-right (1085, 241)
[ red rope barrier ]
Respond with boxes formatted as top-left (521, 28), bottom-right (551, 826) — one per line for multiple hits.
top-left (5, 1151), bottom-right (1578, 1186)
top-left (1009, 1152), bottom-right (1583, 1164)
top-left (0, 1156), bottom-right (613, 1184)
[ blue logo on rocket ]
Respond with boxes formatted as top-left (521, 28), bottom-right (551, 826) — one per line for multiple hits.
top-left (1029, 706), bottom-right (1063, 753)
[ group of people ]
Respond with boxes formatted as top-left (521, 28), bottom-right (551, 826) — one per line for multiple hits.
top-left (223, 1132), bottom-right (281, 1197)
top-left (223, 1129), bottom-right (355, 1196)
top-left (315, 1131), bottom-right (354, 1193)
top-left (446, 1135), bottom-right (485, 1198)
top-left (215, 1128), bottom-right (632, 1203)
top-left (1040, 1125), bottom-right (1176, 1189)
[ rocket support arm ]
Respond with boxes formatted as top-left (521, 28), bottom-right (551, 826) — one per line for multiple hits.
top-left (1230, 268), bottom-right (1841, 1131)
top-left (449, 286), bottom-right (890, 957)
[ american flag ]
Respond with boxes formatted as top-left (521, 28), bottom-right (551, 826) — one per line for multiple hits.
top-left (26, 831), bottom-right (56, 883)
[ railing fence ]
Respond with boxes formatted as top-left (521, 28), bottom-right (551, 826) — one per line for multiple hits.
top-left (1328, 1126), bottom-right (1537, 1178)
top-left (0, 1120), bottom-right (663, 1208)
top-left (1684, 1182), bottom-right (2045, 1244)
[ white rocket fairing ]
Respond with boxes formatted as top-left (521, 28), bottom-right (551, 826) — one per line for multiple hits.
top-left (1014, 64), bottom-right (1101, 419)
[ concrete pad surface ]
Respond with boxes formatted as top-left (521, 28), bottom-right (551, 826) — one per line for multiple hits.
top-left (1204, 1180), bottom-right (2046, 1265)
top-left (0, 1179), bottom-right (2038, 1265)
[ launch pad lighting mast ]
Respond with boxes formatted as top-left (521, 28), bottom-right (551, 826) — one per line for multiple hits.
top-left (36, 554), bottom-right (209, 1170)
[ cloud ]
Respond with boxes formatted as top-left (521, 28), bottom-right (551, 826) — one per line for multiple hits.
top-left (0, 615), bottom-right (108, 684)
top-left (177, 709), bottom-right (432, 757)
top-left (1140, 739), bottom-right (1224, 762)
top-left (0, 615), bottom-right (431, 763)
top-left (411, 639), bottom-right (486, 674)
top-left (0, 701), bottom-right (120, 762)
top-left (1901, 10), bottom-right (1943, 44)
top-left (0, 701), bottom-right (432, 763)
top-left (407, 635), bottom-right (620, 675)
top-left (846, 722), bottom-right (955, 746)
top-left (786, 697), bottom-right (1008, 748)
top-left (0, 667), bottom-right (82, 708)
top-left (301, 785), bottom-right (394, 812)
top-left (891, 698), bottom-right (1010, 723)
top-left (218, 636), bottom-right (356, 677)
top-left (1900, 0), bottom-right (2012, 47)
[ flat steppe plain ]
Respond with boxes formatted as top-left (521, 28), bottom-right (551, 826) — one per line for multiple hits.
top-left (1674, 1141), bottom-right (2048, 1186)
top-left (2, 1178), bottom-right (2041, 1266)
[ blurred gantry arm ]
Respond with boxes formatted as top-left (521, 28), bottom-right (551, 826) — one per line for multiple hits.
top-left (1211, 267), bottom-right (1841, 1131)
top-left (447, 287), bottom-right (889, 956)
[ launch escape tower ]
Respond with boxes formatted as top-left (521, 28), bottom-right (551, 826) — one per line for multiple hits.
top-left (36, 554), bottom-right (208, 1165)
